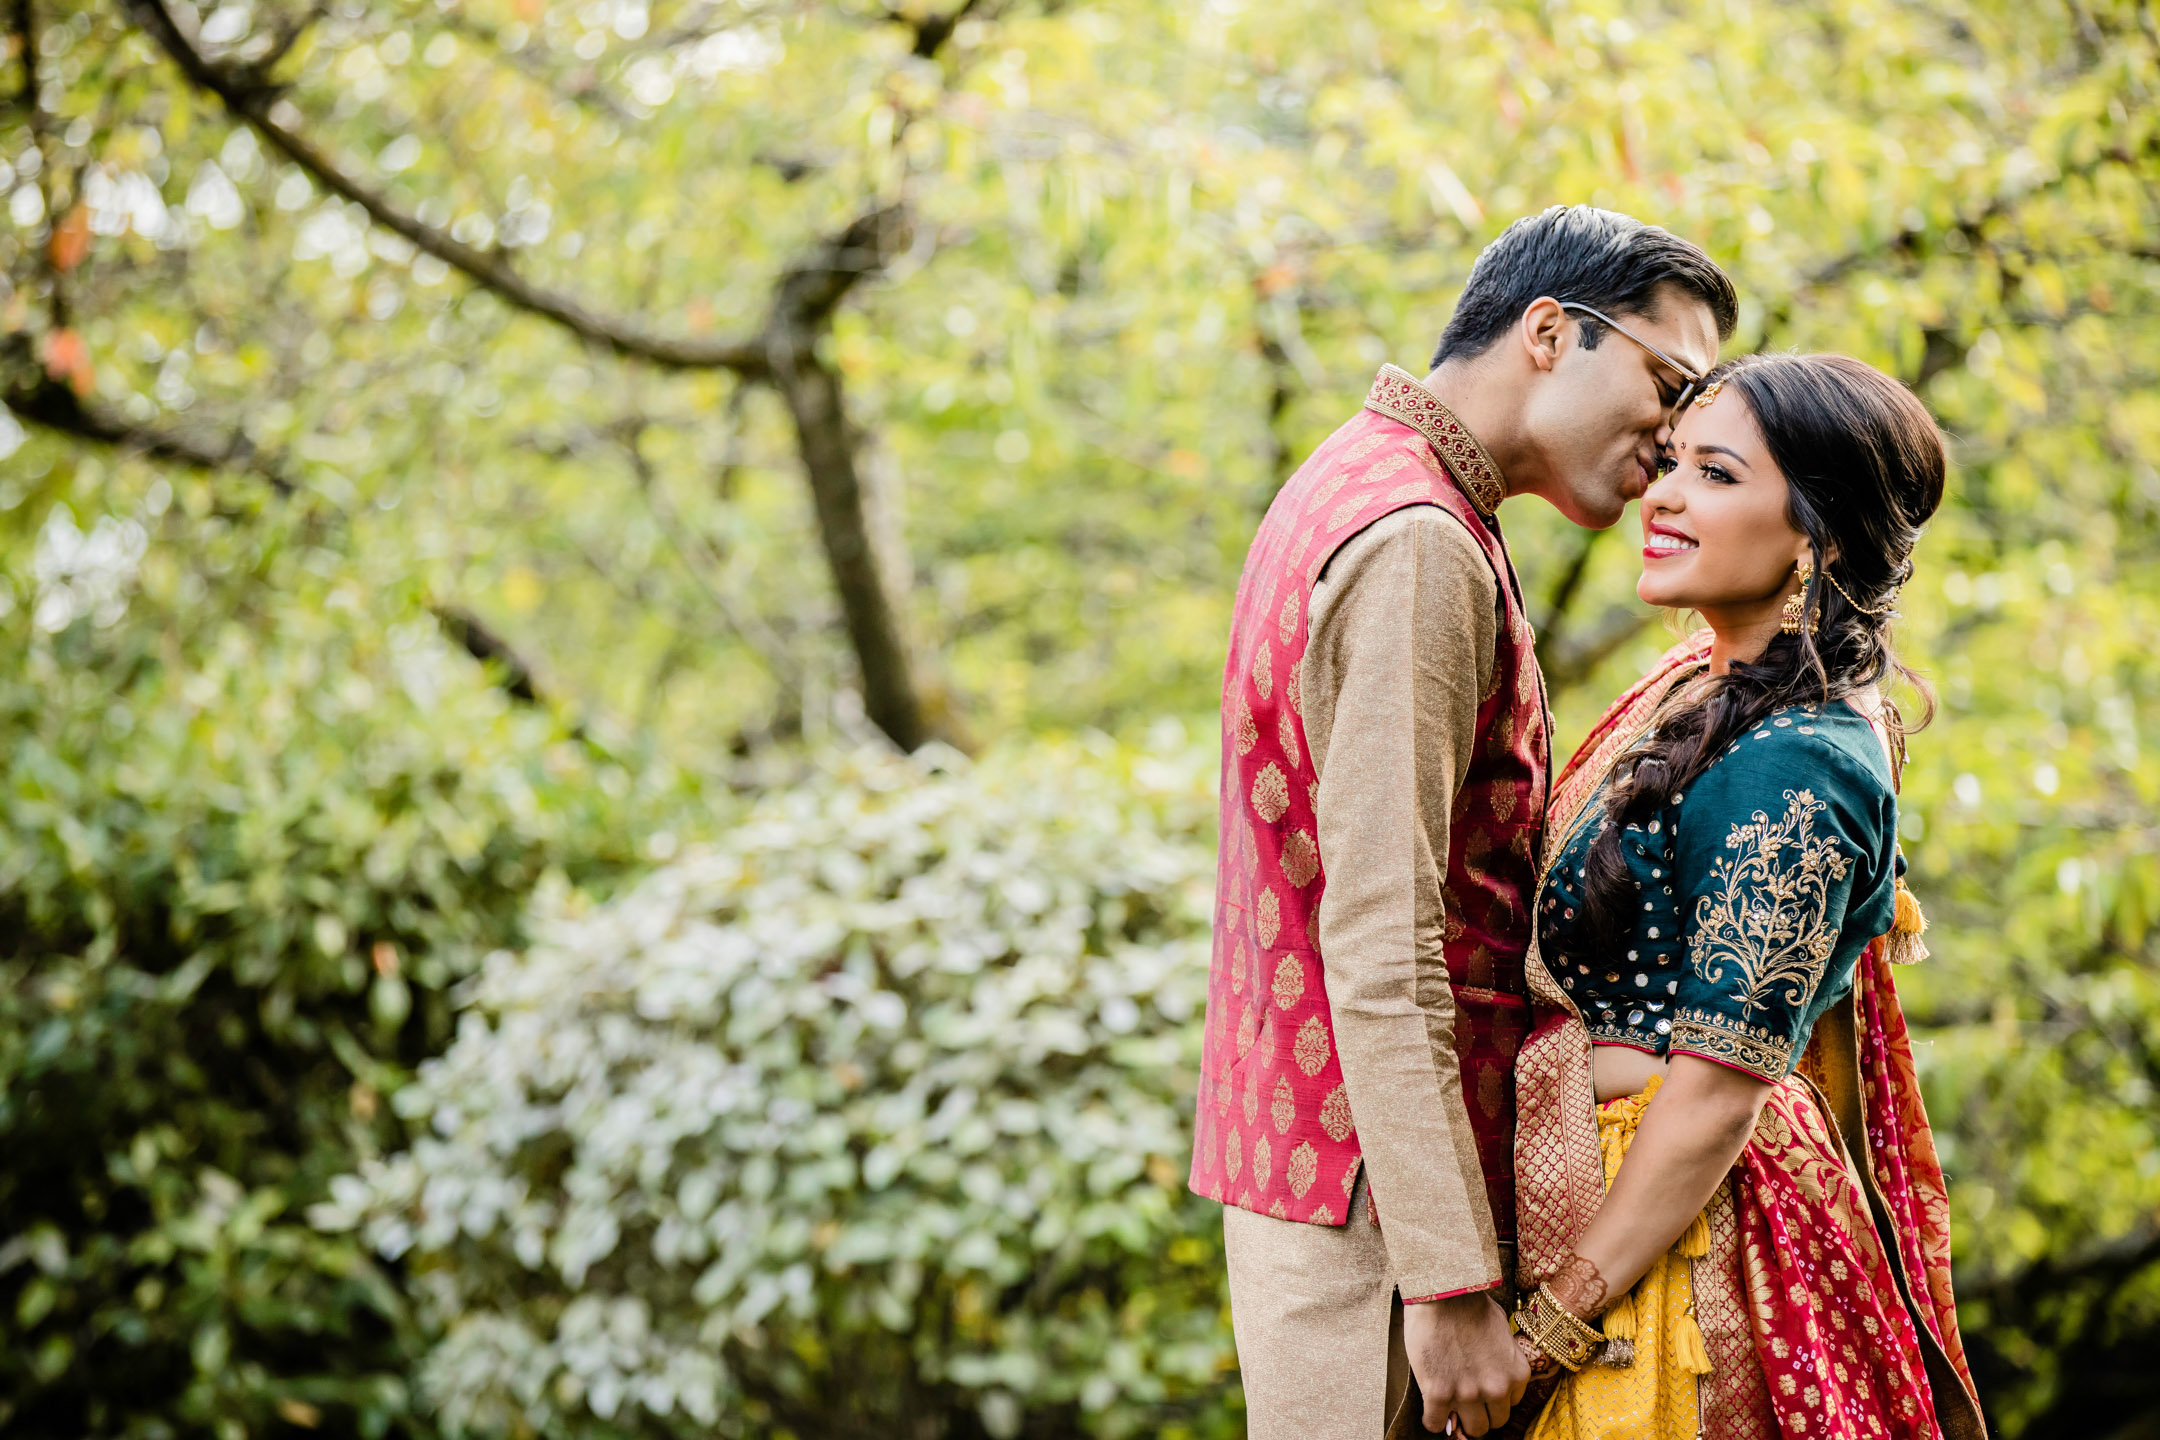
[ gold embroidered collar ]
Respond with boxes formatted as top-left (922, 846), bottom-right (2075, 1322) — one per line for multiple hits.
top-left (1362, 364), bottom-right (1508, 516)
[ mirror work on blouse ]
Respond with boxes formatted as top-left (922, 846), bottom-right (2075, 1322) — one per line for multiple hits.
top-left (1536, 700), bottom-right (1899, 1083)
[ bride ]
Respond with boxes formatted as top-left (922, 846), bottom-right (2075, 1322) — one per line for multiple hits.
top-left (1506, 353), bottom-right (1987, 1439)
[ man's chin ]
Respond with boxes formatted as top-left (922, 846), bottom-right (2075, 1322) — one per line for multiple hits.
top-left (1565, 493), bottom-right (1633, 531)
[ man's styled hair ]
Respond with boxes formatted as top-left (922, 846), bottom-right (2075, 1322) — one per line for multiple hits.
top-left (1430, 206), bottom-right (1738, 367)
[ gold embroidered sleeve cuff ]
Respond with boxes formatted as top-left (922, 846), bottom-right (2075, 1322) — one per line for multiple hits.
top-left (1669, 1011), bottom-right (1791, 1083)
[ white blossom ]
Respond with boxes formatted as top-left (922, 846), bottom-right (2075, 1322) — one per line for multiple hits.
top-left (326, 736), bottom-right (1226, 1434)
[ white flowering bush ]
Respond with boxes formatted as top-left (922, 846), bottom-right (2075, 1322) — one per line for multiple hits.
top-left (314, 732), bottom-right (1240, 1439)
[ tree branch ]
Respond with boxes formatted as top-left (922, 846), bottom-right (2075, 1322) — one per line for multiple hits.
top-left (769, 204), bottom-right (913, 334)
top-left (122, 0), bottom-right (769, 374)
top-left (123, 0), bottom-right (952, 751)
top-left (881, 0), bottom-right (992, 60)
top-left (2, 339), bottom-right (295, 495)
top-left (1, 346), bottom-right (574, 717)
top-left (430, 603), bottom-right (543, 706)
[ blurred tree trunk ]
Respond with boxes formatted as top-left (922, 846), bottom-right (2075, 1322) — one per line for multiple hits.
top-left (774, 351), bottom-right (930, 750)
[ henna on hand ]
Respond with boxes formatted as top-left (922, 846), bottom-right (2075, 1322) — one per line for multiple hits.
top-left (1514, 1330), bottom-right (1555, 1377)
top-left (1545, 1251), bottom-right (1609, 1320)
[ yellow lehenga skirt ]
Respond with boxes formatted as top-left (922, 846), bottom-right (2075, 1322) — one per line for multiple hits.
top-left (1526, 1075), bottom-right (1714, 1440)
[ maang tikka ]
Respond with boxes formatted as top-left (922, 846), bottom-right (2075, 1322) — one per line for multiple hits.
top-left (1780, 560), bottom-right (1816, 635)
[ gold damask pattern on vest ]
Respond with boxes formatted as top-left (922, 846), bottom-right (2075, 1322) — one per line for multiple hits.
top-left (1189, 367), bottom-right (1550, 1245)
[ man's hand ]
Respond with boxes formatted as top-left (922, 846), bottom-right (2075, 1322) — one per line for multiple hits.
top-left (1402, 1292), bottom-right (1530, 1437)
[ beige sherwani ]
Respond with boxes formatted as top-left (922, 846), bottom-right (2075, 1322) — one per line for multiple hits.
top-left (1223, 505), bottom-right (1504, 1439)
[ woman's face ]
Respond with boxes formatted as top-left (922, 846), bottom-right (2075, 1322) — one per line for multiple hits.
top-left (1636, 390), bottom-right (1813, 625)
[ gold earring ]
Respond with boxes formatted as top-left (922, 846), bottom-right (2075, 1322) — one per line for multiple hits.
top-left (1780, 560), bottom-right (1815, 636)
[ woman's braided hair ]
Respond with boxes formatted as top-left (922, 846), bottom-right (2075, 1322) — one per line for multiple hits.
top-left (1575, 352), bottom-right (1948, 956)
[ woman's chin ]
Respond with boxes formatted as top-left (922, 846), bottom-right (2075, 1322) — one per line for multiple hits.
top-left (1636, 579), bottom-right (1685, 609)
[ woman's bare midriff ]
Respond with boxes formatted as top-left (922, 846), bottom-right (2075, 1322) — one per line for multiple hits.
top-left (1592, 1044), bottom-right (1673, 1103)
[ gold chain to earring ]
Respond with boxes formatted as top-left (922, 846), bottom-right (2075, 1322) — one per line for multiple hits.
top-left (1779, 560), bottom-right (1815, 636)
top-left (1820, 568), bottom-right (1898, 618)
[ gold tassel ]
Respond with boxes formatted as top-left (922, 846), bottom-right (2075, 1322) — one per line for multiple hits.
top-left (1676, 1208), bottom-right (1710, 1259)
top-left (1676, 1303), bottom-right (1714, 1376)
top-left (1884, 879), bottom-right (1930, 965)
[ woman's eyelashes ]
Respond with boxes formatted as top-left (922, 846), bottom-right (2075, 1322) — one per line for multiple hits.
top-left (1700, 462), bottom-right (1737, 486)
top-left (1654, 451), bottom-right (1679, 477)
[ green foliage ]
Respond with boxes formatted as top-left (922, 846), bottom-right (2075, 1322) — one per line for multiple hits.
top-left (3, 0), bottom-right (2159, 1434)
top-left (0, 475), bottom-right (690, 1436)
top-left (314, 736), bottom-right (1233, 1440)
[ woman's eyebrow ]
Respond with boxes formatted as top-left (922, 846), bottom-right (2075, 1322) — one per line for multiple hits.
top-left (1692, 443), bottom-right (1752, 467)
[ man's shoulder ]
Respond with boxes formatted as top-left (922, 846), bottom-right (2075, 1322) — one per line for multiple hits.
top-left (1315, 503), bottom-right (1497, 594)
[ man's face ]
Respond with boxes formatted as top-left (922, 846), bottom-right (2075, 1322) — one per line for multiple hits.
top-left (1520, 290), bottom-right (1721, 529)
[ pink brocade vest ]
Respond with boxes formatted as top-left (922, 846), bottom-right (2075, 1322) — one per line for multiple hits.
top-left (1188, 366), bottom-right (1550, 1236)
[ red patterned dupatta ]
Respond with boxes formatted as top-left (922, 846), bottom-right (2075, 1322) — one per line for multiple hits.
top-left (1516, 633), bottom-right (1985, 1440)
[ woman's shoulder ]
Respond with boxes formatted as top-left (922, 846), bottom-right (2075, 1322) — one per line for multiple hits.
top-left (1680, 700), bottom-right (1895, 821)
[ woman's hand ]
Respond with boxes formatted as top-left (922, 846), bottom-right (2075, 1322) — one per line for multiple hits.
top-left (1560, 1055), bottom-right (1771, 1307)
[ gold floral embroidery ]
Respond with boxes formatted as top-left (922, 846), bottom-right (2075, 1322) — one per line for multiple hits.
top-left (1235, 1002), bottom-right (1259, 1058)
top-left (1277, 707), bottom-right (1301, 769)
top-left (1689, 788), bottom-right (1850, 1020)
top-left (1318, 1083), bottom-right (1354, 1141)
top-left (1361, 364), bottom-right (1507, 514)
top-left (1278, 590), bottom-right (1301, 645)
top-left (1272, 1074), bottom-right (1297, 1132)
top-left (1281, 828), bottom-right (1319, 887)
top-left (1309, 466), bottom-right (1356, 515)
top-left (1286, 662), bottom-right (1302, 716)
top-left (1252, 1134), bottom-right (1273, 1188)
top-left (1267, 1199), bottom-right (1289, 1219)
top-left (1272, 953), bottom-right (1305, 1010)
top-left (1250, 640), bottom-right (1273, 699)
top-left (1341, 430), bottom-right (1392, 466)
top-left (1292, 1013), bottom-right (1330, 1076)
top-left (1251, 762), bottom-right (1289, 823)
top-left (1224, 1126), bottom-right (1243, 1181)
top-left (1230, 937), bottom-right (1247, 996)
top-left (1287, 1141), bottom-right (1318, 1198)
top-left (1256, 887), bottom-right (1280, 948)
top-left (1243, 1083), bottom-right (1259, 1126)
top-left (1233, 694), bottom-right (1257, 756)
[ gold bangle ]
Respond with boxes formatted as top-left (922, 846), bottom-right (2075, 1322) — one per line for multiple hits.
top-left (1512, 1283), bottom-right (1605, 1371)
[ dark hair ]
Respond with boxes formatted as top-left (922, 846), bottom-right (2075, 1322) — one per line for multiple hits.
top-left (1431, 206), bottom-right (1738, 367)
top-left (1575, 352), bottom-right (1946, 955)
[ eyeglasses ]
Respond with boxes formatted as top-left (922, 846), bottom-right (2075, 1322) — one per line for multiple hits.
top-left (1557, 301), bottom-right (1709, 426)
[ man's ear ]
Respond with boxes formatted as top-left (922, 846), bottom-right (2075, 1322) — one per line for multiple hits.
top-left (1520, 297), bottom-right (1569, 374)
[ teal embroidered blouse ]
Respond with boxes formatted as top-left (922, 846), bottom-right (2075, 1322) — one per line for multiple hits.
top-left (1536, 700), bottom-right (1899, 1083)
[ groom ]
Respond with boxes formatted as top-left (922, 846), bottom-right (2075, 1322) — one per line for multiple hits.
top-left (1188, 206), bottom-right (1733, 1438)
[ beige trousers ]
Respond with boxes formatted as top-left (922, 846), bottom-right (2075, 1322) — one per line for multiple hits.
top-left (1223, 1175), bottom-right (1418, 1439)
